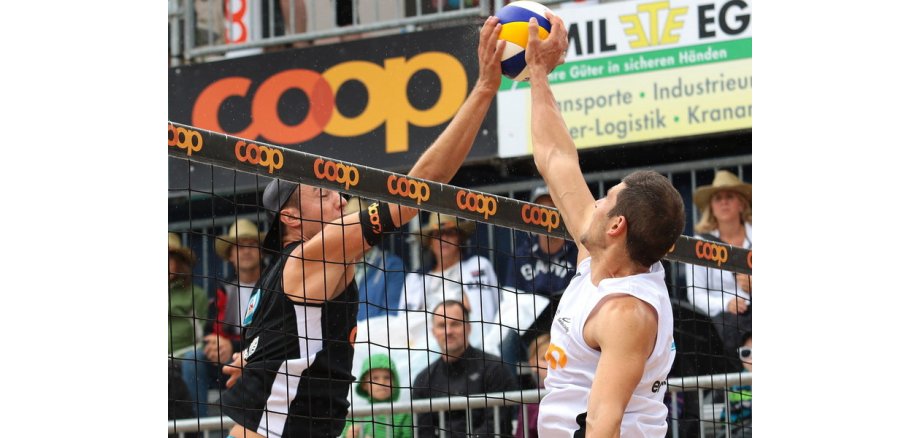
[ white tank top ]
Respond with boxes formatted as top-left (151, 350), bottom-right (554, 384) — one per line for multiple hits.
top-left (538, 258), bottom-right (675, 437)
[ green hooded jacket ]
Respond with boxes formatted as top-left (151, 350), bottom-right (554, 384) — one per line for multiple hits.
top-left (342, 354), bottom-right (413, 438)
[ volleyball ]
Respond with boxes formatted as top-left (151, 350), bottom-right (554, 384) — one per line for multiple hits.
top-left (496, 1), bottom-right (552, 82)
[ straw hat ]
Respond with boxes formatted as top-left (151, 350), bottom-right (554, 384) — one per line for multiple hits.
top-left (420, 212), bottom-right (476, 247)
top-left (168, 232), bottom-right (196, 265)
top-left (215, 219), bottom-right (265, 260)
top-left (692, 170), bottom-right (752, 211)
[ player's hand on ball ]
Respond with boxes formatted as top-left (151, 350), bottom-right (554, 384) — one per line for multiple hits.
top-left (477, 16), bottom-right (505, 94)
top-left (524, 11), bottom-right (567, 77)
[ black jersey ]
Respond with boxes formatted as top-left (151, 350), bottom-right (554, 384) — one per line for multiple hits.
top-left (223, 241), bottom-right (359, 437)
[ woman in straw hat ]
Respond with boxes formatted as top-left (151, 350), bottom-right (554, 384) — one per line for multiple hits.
top-left (686, 170), bottom-right (753, 318)
top-left (401, 212), bottom-right (500, 348)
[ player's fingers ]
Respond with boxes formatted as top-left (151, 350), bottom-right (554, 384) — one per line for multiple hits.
top-left (479, 16), bottom-right (496, 46)
top-left (527, 17), bottom-right (540, 50)
top-left (547, 11), bottom-right (567, 43)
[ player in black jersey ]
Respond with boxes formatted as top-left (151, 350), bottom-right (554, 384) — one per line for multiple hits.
top-left (220, 16), bottom-right (507, 438)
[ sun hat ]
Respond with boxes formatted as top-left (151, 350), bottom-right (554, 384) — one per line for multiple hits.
top-left (168, 232), bottom-right (196, 265)
top-left (419, 212), bottom-right (476, 247)
top-left (692, 170), bottom-right (752, 211)
top-left (215, 219), bottom-right (265, 260)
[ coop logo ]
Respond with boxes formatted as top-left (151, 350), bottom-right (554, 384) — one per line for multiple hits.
top-left (620, 0), bottom-right (689, 49)
top-left (521, 204), bottom-right (560, 232)
top-left (545, 343), bottom-right (568, 370)
top-left (456, 190), bottom-right (498, 220)
top-left (366, 202), bottom-right (383, 234)
top-left (168, 123), bottom-right (203, 156)
top-left (190, 52), bottom-right (468, 153)
top-left (695, 240), bottom-right (728, 267)
top-left (235, 140), bottom-right (284, 174)
top-left (387, 175), bottom-right (430, 205)
top-left (313, 158), bottom-right (359, 190)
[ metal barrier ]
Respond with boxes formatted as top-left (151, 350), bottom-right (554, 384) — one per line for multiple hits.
top-left (168, 0), bottom-right (578, 65)
top-left (168, 371), bottom-right (752, 436)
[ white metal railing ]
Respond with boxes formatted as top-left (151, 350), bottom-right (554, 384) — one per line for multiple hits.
top-left (168, 371), bottom-right (752, 437)
top-left (169, 0), bottom-right (577, 65)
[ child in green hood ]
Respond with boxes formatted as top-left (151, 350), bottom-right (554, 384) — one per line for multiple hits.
top-left (342, 354), bottom-right (413, 438)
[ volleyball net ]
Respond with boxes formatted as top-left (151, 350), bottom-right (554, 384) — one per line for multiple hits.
top-left (168, 122), bottom-right (752, 437)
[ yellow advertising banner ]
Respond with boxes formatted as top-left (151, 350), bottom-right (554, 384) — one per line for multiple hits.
top-left (497, 0), bottom-right (752, 157)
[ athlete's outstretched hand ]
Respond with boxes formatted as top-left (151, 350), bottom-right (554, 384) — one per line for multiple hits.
top-left (476, 16), bottom-right (506, 95)
top-left (524, 11), bottom-right (568, 79)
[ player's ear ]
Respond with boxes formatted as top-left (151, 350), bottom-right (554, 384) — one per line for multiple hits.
top-left (280, 206), bottom-right (300, 228)
top-left (608, 215), bottom-right (626, 237)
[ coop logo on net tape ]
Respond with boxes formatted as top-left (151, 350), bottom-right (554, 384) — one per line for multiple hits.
top-left (695, 240), bottom-right (728, 267)
top-left (236, 141), bottom-right (284, 174)
top-left (168, 123), bottom-right (203, 156)
top-left (456, 190), bottom-right (498, 220)
top-left (313, 158), bottom-right (359, 190)
top-left (521, 204), bottom-right (560, 232)
top-left (387, 175), bottom-right (430, 205)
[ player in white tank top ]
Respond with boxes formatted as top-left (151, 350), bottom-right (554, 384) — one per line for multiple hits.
top-left (522, 11), bottom-right (687, 437)
top-left (538, 259), bottom-right (675, 437)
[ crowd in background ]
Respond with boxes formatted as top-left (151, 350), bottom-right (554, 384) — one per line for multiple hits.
top-left (168, 170), bottom-right (752, 436)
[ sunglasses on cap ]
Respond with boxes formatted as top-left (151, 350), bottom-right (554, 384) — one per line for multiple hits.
top-left (738, 346), bottom-right (752, 360)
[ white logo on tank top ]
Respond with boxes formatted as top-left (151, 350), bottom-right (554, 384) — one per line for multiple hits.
top-left (244, 336), bottom-right (260, 360)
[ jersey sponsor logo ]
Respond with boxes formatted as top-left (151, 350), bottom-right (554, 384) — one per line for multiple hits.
top-left (651, 379), bottom-right (667, 393)
top-left (456, 190), bottom-right (497, 220)
top-left (236, 140), bottom-right (284, 174)
top-left (468, 372), bottom-right (481, 382)
top-left (242, 288), bottom-right (261, 326)
top-left (313, 158), bottom-right (359, 189)
top-left (695, 240), bottom-right (728, 267)
top-left (244, 336), bottom-right (260, 360)
top-left (387, 175), bottom-right (430, 205)
top-left (545, 343), bottom-right (568, 370)
top-left (168, 123), bottom-right (203, 156)
top-left (557, 316), bottom-right (572, 333)
top-left (521, 204), bottom-right (560, 232)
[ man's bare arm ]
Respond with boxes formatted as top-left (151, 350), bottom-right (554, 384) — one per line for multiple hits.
top-left (583, 296), bottom-right (658, 437)
top-left (525, 13), bottom-right (596, 261)
top-left (289, 17), bottom-right (505, 302)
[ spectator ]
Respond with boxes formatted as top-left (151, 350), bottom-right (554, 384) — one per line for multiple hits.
top-left (218, 18), bottom-right (506, 437)
top-left (168, 232), bottom-right (208, 420)
top-left (402, 213), bottom-right (500, 347)
top-left (686, 170), bottom-right (753, 317)
top-left (346, 197), bottom-right (407, 321)
top-left (516, 333), bottom-right (550, 438)
top-left (412, 300), bottom-right (518, 437)
top-left (181, 219), bottom-right (264, 417)
top-left (717, 332), bottom-right (752, 438)
top-left (685, 170), bottom-right (753, 358)
top-left (342, 354), bottom-right (413, 438)
top-left (502, 186), bottom-right (578, 371)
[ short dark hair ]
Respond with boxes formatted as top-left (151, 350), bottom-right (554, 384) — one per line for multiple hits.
top-left (432, 300), bottom-right (469, 323)
top-left (608, 170), bottom-right (685, 267)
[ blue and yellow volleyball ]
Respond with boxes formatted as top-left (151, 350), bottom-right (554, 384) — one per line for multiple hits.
top-left (496, 1), bottom-right (552, 82)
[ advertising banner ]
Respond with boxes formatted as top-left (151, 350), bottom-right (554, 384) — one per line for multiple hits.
top-left (169, 25), bottom-right (497, 174)
top-left (498, 0), bottom-right (752, 157)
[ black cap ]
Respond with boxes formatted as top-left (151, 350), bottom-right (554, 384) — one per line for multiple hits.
top-left (261, 178), bottom-right (299, 253)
